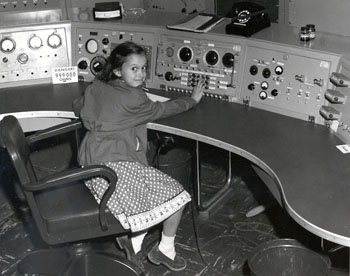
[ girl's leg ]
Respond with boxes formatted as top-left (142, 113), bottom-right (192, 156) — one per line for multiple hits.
top-left (159, 206), bottom-right (185, 259)
top-left (162, 206), bottom-right (185, 237)
top-left (130, 204), bottom-right (184, 257)
top-left (131, 231), bottom-right (148, 253)
top-left (148, 206), bottom-right (188, 271)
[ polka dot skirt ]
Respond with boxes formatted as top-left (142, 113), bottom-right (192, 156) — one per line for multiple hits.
top-left (85, 161), bottom-right (191, 232)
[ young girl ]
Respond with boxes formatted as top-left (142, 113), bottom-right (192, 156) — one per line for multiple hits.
top-left (74, 41), bottom-right (204, 272)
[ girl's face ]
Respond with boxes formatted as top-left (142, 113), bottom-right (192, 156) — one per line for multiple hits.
top-left (113, 53), bottom-right (147, 88)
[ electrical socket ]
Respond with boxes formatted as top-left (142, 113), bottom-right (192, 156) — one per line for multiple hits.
top-left (27, 68), bottom-right (38, 79)
top-left (0, 72), bottom-right (8, 83)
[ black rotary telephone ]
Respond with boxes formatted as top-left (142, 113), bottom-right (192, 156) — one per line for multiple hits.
top-left (225, 1), bottom-right (271, 37)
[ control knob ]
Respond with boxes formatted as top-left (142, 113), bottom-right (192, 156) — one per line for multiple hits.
top-left (28, 35), bottom-right (42, 50)
top-left (17, 53), bottom-right (29, 64)
top-left (259, 91), bottom-right (268, 100)
top-left (271, 89), bottom-right (279, 96)
top-left (262, 68), bottom-right (271, 78)
top-left (90, 56), bottom-right (106, 76)
top-left (248, 83), bottom-right (255, 90)
top-left (48, 33), bottom-right (62, 48)
top-left (249, 65), bottom-right (258, 75)
top-left (0, 37), bottom-right (16, 53)
top-left (165, 72), bottom-right (174, 81)
top-left (165, 71), bottom-right (180, 81)
top-left (102, 38), bottom-right (109, 45)
top-left (78, 60), bottom-right (88, 70)
top-left (261, 81), bottom-right (269, 90)
top-left (275, 66), bottom-right (283, 75)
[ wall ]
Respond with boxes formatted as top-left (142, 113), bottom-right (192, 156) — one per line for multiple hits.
top-left (70, 0), bottom-right (143, 9)
top-left (284, 0), bottom-right (350, 36)
top-left (143, 0), bottom-right (207, 13)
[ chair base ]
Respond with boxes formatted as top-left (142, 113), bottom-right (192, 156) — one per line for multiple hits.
top-left (18, 248), bottom-right (141, 276)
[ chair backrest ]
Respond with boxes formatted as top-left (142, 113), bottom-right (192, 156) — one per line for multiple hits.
top-left (0, 115), bottom-right (49, 233)
top-left (0, 115), bottom-right (36, 186)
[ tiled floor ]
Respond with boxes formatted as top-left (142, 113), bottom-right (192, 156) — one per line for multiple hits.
top-left (0, 139), bottom-right (349, 276)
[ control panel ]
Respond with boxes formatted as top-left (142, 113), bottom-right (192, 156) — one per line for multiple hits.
top-left (240, 43), bottom-right (340, 124)
top-left (2, 11), bottom-right (350, 145)
top-left (155, 33), bottom-right (243, 101)
top-left (0, 22), bottom-right (71, 88)
top-left (71, 22), bottom-right (157, 83)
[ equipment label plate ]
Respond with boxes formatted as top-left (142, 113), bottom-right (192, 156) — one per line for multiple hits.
top-left (52, 66), bottom-right (78, 84)
top-left (336, 144), bottom-right (350, 154)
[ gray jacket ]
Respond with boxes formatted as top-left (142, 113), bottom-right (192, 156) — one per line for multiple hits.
top-left (76, 78), bottom-right (196, 166)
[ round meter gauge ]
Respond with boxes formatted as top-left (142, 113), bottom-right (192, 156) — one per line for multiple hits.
top-left (178, 46), bottom-right (193, 62)
top-left (86, 39), bottom-right (99, 54)
top-left (222, 53), bottom-right (235, 68)
top-left (205, 50), bottom-right (219, 66)
top-left (166, 47), bottom-right (174, 57)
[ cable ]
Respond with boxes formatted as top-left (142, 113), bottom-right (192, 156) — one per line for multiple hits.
top-left (190, 198), bottom-right (230, 276)
top-left (188, 143), bottom-right (231, 276)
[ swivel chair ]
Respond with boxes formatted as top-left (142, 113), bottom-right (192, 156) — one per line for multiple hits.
top-left (0, 115), bottom-right (140, 276)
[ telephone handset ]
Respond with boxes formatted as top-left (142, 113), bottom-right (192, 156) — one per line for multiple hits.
top-left (225, 1), bottom-right (271, 37)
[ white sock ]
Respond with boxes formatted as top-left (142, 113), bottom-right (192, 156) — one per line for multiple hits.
top-left (131, 232), bottom-right (147, 254)
top-left (158, 233), bottom-right (176, 260)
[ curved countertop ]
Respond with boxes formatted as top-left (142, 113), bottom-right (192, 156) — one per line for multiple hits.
top-left (1, 83), bottom-right (349, 246)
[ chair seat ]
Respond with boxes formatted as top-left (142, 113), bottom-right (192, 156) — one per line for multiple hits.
top-left (35, 181), bottom-right (124, 243)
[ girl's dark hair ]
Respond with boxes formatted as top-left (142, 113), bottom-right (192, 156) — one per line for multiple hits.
top-left (98, 41), bottom-right (146, 82)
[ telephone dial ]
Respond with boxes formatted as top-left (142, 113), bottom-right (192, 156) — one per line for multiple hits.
top-left (225, 1), bottom-right (271, 37)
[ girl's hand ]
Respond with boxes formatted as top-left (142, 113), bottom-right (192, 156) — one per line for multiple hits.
top-left (191, 79), bottom-right (205, 103)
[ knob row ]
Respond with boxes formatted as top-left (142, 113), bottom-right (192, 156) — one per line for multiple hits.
top-left (0, 33), bottom-right (62, 53)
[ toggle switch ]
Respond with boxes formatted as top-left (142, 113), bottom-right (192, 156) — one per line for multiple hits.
top-left (313, 78), bottom-right (324, 87)
top-left (295, 74), bottom-right (305, 83)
